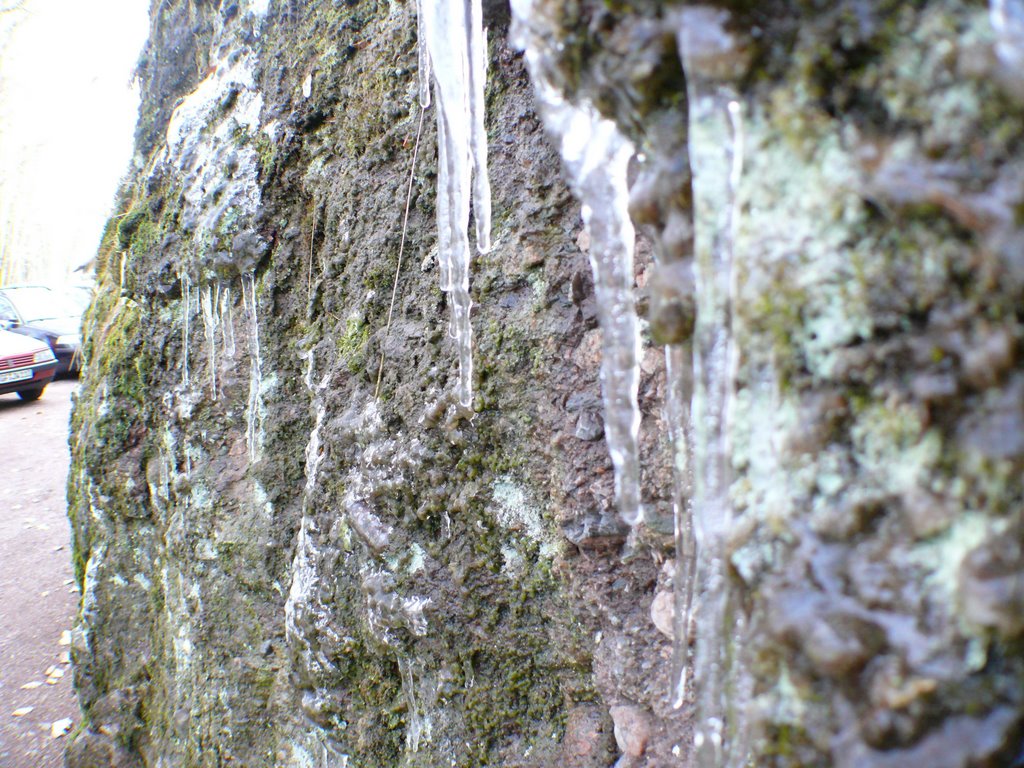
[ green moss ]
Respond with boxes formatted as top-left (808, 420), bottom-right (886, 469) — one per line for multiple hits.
top-left (337, 314), bottom-right (371, 374)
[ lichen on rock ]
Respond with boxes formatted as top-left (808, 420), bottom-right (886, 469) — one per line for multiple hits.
top-left (68, 1), bottom-right (1024, 767)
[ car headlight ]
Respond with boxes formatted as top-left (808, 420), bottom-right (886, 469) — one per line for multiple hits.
top-left (33, 348), bottom-right (56, 363)
top-left (56, 334), bottom-right (80, 347)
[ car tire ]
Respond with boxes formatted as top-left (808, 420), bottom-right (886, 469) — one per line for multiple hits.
top-left (16, 386), bottom-right (45, 401)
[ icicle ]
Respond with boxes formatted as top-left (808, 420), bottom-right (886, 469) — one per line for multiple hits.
top-left (180, 272), bottom-right (192, 388)
top-left (200, 284), bottom-right (219, 400)
top-left (241, 272), bottom-right (263, 462)
top-left (419, 0), bottom-right (492, 408)
top-left (221, 285), bottom-right (236, 360)
top-left (415, 0), bottom-right (432, 108)
top-left (676, 7), bottom-right (746, 766)
top-left (991, 0), bottom-right (1024, 68)
top-left (509, 6), bottom-right (644, 526)
top-left (467, 1), bottom-right (491, 254)
top-left (666, 344), bottom-right (696, 709)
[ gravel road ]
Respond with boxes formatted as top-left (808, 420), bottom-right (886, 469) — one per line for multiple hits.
top-left (0, 380), bottom-right (80, 767)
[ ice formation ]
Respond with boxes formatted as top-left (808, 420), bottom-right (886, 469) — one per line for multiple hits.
top-left (284, 348), bottom-right (330, 669)
top-left (158, 25), bottom-right (267, 464)
top-left (242, 273), bottom-right (264, 462)
top-left (677, 7), bottom-right (747, 766)
top-left (991, 0), bottom-right (1024, 68)
top-left (180, 273), bottom-right (192, 387)
top-left (510, 2), bottom-right (645, 527)
top-left (200, 285), bottom-right (220, 400)
top-left (417, 0), bottom-right (492, 408)
top-left (160, 51), bottom-right (263, 242)
top-left (665, 344), bottom-right (695, 709)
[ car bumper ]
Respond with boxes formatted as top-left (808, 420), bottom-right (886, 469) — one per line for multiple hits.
top-left (54, 345), bottom-right (81, 376)
top-left (0, 361), bottom-right (57, 395)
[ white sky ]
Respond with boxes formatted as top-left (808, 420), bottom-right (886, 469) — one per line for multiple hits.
top-left (0, 0), bottom-right (149, 284)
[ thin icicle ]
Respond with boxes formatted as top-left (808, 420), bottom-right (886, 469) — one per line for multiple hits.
top-left (180, 272), bottom-right (192, 388)
top-left (200, 284), bottom-right (219, 400)
top-left (241, 272), bottom-right (263, 462)
top-left (677, 7), bottom-right (746, 766)
top-left (222, 285), bottom-right (236, 360)
top-left (510, 6), bottom-right (644, 526)
top-left (419, 0), bottom-right (492, 408)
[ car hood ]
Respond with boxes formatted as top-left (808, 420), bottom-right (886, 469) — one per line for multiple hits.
top-left (25, 317), bottom-right (81, 336)
top-left (0, 327), bottom-right (51, 356)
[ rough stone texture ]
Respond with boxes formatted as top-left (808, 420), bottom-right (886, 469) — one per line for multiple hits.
top-left (519, 0), bottom-right (1024, 765)
top-left (68, 1), bottom-right (681, 766)
top-left (68, 1), bottom-right (1024, 767)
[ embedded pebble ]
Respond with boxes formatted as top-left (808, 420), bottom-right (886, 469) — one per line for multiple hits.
top-left (609, 704), bottom-right (651, 758)
top-left (650, 589), bottom-right (674, 639)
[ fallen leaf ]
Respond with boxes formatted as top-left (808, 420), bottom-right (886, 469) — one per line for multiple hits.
top-left (43, 665), bottom-right (57, 676)
top-left (48, 668), bottom-right (64, 679)
top-left (63, 579), bottom-right (74, 586)
top-left (20, 681), bottom-right (43, 690)
top-left (59, 630), bottom-right (71, 646)
top-left (59, 651), bottom-right (71, 664)
top-left (12, 707), bottom-right (34, 717)
top-left (51, 718), bottom-right (72, 738)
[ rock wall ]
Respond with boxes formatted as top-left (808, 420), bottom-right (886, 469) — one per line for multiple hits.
top-left (68, 1), bottom-right (1024, 767)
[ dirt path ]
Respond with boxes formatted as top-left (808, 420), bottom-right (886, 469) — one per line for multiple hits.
top-left (0, 380), bottom-right (79, 768)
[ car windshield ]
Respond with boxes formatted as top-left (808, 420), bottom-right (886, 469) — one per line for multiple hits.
top-left (62, 286), bottom-right (93, 314)
top-left (2, 286), bottom-right (66, 322)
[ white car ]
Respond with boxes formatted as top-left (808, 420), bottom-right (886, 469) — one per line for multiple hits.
top-left (0, 328), bottom-right (58, 401)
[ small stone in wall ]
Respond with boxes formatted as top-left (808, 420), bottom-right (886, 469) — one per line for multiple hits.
top-left (609, 704), bottom-right (651, 758)
top-left (650, 589), bottom-right (674, 639)
top-left (560, 704), bottom-right (616, 765)
top-left (575, 411), bottom-right (604, 441)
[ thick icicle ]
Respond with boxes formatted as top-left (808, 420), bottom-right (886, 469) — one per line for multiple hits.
top-left (509, 6), bottom-right (645, 526)
top-left (415, 0), bottom-right (432, 108)
top-left (677, 7), bottom-right (746, 766)
top-left (467, 1), bottom-right (491, 254)
top-left (419, 0), bottom-right (492, 409)
top-left (666, 344), bottom-right (696, 709)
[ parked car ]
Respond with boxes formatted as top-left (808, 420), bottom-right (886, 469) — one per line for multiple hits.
top-left (0, 285), bottom-right (82, 376)
top-left (0, 328), bottom-right (58, 400)
top-left (59, 282), bottom-right (94, 316)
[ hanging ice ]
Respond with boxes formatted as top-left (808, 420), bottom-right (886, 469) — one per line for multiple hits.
top-left (665, 344), bottom-right (696, 709)
top-left (241, 272), bottom-right (264, 462)
top-left (676, 7), bottom-right (746, 766)
top-left (510, 3), bottom-right (644, 526)
top-left (180, 272), bottom-right (192, 388)
top-left (991, 0), bottom-right (1024, 69)
top-left (200, 285), bottom-right (220, 400)
top-left (418, 0), bottom-right (492, 408)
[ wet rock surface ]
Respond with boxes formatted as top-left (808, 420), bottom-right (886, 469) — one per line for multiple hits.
top-left (67, 1), bottom-right (1024, 767)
